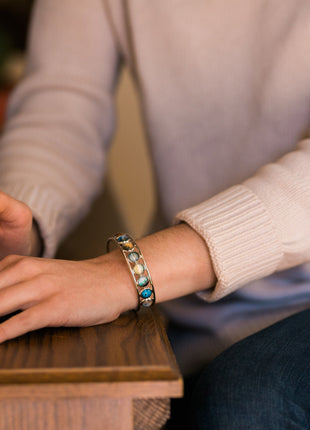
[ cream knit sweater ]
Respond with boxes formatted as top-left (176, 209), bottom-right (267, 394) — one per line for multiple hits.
top-left (1, 0), bottom-right (310, 370)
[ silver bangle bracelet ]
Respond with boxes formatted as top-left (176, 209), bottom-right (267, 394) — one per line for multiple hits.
top-left (106, 233), bottom-right (156, 310)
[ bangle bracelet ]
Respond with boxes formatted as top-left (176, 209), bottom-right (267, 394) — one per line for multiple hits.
top-left (106, 233), bottom-right (156, 310)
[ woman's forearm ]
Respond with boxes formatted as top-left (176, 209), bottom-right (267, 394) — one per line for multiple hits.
top-left (104, 223), bottom-right (216, 312)
top-left (139, 223), bottom-right (216, 302)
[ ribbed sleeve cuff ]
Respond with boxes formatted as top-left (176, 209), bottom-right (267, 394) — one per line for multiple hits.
top-left (0, 183), bottom-right (71, 258)
top-left (175, 185), bottom-right (283, 301)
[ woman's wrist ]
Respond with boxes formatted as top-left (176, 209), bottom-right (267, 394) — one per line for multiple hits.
top-left (103, 223), bottom-right (216, 313)
top-left (136, 223), bottom-right (216, 303)
top-left (96, 250), bottom-right (140, 314)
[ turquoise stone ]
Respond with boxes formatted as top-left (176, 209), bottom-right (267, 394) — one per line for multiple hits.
top-left (128, 252), bottom-right (140, 263)
top-left (138, 276), bottom-right (149, 287)
top-left (141, 288), bottom-right (152, 299)
top-left (117, 234), bottom-right (130, 242)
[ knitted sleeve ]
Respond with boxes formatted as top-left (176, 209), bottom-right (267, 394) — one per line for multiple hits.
top-left (176, 138), bottom-right (310, 301)
top-left (0, 0), bottom-right (120, 257)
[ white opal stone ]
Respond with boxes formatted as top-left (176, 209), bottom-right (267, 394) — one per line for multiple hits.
top-left (133, 263), bottom-right (144, 275)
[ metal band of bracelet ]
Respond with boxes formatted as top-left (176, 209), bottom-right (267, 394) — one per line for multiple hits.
top-left (106, 233), bottom-right (156, 310)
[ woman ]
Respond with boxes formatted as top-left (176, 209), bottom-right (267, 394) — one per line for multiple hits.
top-left (0, 1), bottom-right (310, 428)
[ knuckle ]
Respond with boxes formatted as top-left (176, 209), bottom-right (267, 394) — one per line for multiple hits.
top-left (1, 254), bottom-right (20, 264)
top-left (17, 310), bottom-right (40, 331)
top-left (32, 273), bottom-right (60, 298)
top-left (15, 257), bottom-right (32, 272)
top-left (15, 257), bottom-right (42, 276)
top-left (0, 254), bottom-right (23, 270)
top-left (45, 298), bottom-right (72, 326)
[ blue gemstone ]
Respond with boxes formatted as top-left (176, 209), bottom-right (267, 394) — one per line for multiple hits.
top-left (141, 289), bottom-right (152, 299)
top-left (138, 276), bottom-right (149, 287)
top-left (117, 234), bottom-right (130, 242)
top-left (128, 252), bottom-right (140, 263)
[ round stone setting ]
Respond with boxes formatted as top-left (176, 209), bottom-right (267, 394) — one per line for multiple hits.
top-left (138, 276), bottom-right (149, 287)
top-left (142, 298), bottom-right (153, 307)
top-left (122, 241), bottom-right (134, 251)
top-left (128, 252), bottom-right (140, 263)
top-left (117, 234), bottom-right (130, 243)
top-left (141, 288), bottom-right (152, 299)
top-left (133, 263), bottom-right (144, 275)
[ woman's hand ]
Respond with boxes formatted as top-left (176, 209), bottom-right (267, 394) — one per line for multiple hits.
top-left (0, 223), bottom-right (216, 343)
top-left (0, 252), bottom-right (137, 343)
top-left (0, 192), bottom-right (41, 258)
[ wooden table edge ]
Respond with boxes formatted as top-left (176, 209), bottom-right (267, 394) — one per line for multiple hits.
top-left (0, 378), bottom-right (183, 399)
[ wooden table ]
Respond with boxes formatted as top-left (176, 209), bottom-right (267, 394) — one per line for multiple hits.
top-left (0, 308), bottom-right (183, 430)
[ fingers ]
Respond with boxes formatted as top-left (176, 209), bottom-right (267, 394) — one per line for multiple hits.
top-left (0, 279), bottom-right (47, 317)
top-left (0, 257), bottom-right (53, 319)
top-left (0, 255), bottom-right (122, 343)
top-left (0, 257), bottom-right (74, 343)
top-left (0, 255), bottom-right (45, 289)
top-left (0, 302), bottom-right (52, 343)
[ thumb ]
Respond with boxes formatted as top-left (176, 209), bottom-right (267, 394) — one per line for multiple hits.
top-left (0, 191), bottom-right (32, 227)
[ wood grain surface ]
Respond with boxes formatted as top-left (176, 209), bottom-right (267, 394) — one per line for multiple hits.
top-left (0, 398), bottom-right (133, 430)
top-left (0, 307), bottom-right (182, 385)
top-left (0, 307), bottom-right (182, 429)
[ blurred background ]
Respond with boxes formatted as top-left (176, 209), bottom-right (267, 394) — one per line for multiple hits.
top-left (0, 0), bottom-right (156, 260)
